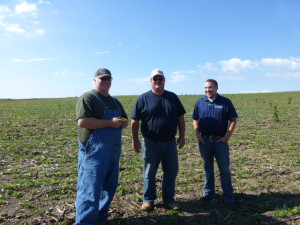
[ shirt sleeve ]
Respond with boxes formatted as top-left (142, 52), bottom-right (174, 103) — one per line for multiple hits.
top-left (76, 93), bottom-right (94, 120)
top-left (131, 95), bottom-right (142, 120)
top-left (192, 100), bottom-right (199, 120)
top-left (176, 96), bottom-right (186, 117)
top-left (115, 99), bottom-right (128, 119)
top-left (227, 100), bottom-right (238, 121)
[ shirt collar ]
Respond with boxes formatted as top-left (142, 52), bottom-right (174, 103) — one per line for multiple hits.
top-left (205, 94), bottom-right (219, 102)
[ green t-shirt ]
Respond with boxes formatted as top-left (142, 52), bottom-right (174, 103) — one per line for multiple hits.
top-left (76, 89), bottom-right (128, 144)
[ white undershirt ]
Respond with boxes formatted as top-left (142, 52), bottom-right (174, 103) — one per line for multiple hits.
top-left (208, 97), bottom-right (216, 102)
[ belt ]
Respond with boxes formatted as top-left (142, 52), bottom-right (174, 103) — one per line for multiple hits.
top-left (201, 135), bottom-right (224, 141)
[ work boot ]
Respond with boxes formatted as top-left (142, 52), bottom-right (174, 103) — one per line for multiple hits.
top-left (164, 201), bottom-right (181, 210)
top-left (141, 202), bottom-right (153, 211)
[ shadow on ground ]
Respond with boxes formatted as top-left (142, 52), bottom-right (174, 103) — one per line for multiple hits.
top-left (109, 192), bottom-right (300, 225)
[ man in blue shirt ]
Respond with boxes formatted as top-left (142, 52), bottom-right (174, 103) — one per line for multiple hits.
top-left (192, 79), bottom-right (238, 209)
top-left (131, 69), bottom-right (186, 211)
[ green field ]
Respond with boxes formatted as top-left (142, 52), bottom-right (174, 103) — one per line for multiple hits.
top-left (0, 92), bottom-right (299, 225)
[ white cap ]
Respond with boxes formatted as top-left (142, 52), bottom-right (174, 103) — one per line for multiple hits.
top-left (150, 69), bottom-right (164, 79)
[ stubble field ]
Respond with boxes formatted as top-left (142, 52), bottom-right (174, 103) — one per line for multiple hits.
top-left (0, 91), bottom-right (299, 225)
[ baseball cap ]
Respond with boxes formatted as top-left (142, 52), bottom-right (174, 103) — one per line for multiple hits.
top-left (94, 68), bottom-right (112, 78)
top-left (150, 69), bottom-right (164, 79)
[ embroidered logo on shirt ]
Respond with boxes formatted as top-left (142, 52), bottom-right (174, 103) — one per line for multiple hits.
top-left (215, 105), bottom-right (223, 109)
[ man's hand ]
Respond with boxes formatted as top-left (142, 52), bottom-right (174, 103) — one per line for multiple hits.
top-left (193, 120), bottom-right (204, 144)
top-left (117, 117), bottom-right (128, 129)
top-left (177, 136), bottom-right (185, 148)
top-left (197, 135), bottom-right (205, 144)
top-left (111, 117), bottom-right (125, 128)
top-left (218, 135), bottom-right (230, 143)
top-left (196, 131), bottom-right (205, 144)
top-left (132, 139), bottom-right (141, 153)
top-left (218, 120), bottom-right (237, 143)
top-left (120, 119), bottom-right (128, 128)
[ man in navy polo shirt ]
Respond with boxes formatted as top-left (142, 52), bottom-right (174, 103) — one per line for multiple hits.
top-left (192, 79), bottom-right (238, 208)
top-left (131, 69), bottom-right (186, 211)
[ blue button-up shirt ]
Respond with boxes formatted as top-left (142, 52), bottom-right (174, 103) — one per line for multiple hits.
top-left (192, 94), bottom-right (238, 136)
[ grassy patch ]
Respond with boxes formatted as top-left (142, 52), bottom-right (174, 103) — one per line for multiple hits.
top-left (0, 92), bottom-right (300, 224)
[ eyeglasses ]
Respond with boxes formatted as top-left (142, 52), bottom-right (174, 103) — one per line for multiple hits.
top-left (99, 76), bottom-right (113, 81)
top-left (152, 77), bottom-right (164, 81)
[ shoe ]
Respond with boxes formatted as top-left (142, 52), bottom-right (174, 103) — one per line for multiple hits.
top-left (200, 196), bottom-right (214, 202)
top-left (164, 201), bottom-right (180, 210)
top-left (141, 202), bottom-right (153, 211)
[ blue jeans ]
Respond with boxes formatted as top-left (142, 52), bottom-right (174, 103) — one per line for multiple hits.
top-left (142, 138), bottom-right (178, 204)
top-left (199, 139), bottom-right (234, 203)
top-left (76, 128), bottom-right (122, 225)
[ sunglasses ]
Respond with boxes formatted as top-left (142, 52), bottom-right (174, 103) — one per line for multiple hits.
top-left (99, 76), bottom-right (113, 81)
top-left (152, 77), bottom-right (164, 81)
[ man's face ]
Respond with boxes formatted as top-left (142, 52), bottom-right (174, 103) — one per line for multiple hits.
top-left (151, 75), bottom-right (165, 92)
top-left (205, 81), bottom-right (218, 98)
top-left (94, 76), bottom-right (112, 93)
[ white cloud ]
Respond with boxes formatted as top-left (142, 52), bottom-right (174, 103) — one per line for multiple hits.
top-left (35, 29), bottom-right (45, 36)
top-left (15, 2), bottom-right (38, 14)
top-left (0, 1), bottom-right (49, 38)
top-left (240, 89), bottom-right (272, 94)
top-left (199, 62), bottom-right (218, 71)
top-left (78, 72), bottom-right (86, 77)
top-left (37, 0), bottom-right (51, 6)
top-left (218, 75), bottom-right (245, 81)
top-left (0, 5), bottom-right (10, 13)
top-left (183, 70), bottom-right (196, 74)
top-left (261, 57), bottom-right (300, 71)
top-left (11, 58), bottom-right (56, 62)
top-left (169, 74), bottom-right (190, 83)
top-left (95, 51), bottom-right (111, 55)
top-left (6, 23), bottom-right (25, 33)
top-left (52, 69), bottom-right (87, 78)
top-left (169, 71), bottom-right (192, 83)
top-left (125, 77), bottom-right (149, 84)
top-left (53, 68), bottom-right (69, 77)
top-left (261, 89), bottom-right (272, 93)
top-left (196, 57), bottom-right (300, 80)
top-left (126, 71), bottom-right (192, 85)
top-left (219, 58), bottom-right (259, 73)
top-left (171, 70), bottom-right (196, 75)
top-left (266, 71), bottom-right (300, 78)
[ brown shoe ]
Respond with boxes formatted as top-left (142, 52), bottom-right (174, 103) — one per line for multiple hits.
top-left (164, 201), bottom-right (180, 210)
top-left (141, 202), bottom-right (153, 211)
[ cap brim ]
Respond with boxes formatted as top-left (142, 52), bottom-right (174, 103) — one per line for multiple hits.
top-left (96, 74), bottom-right (111, 78)
top-left (151, 74), bottom-right (164, 78)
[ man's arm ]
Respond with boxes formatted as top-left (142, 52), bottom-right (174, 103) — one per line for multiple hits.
top-left (193, 119), bottom-right (204, 143)
top-left (131, 119), bottom-right (141, 152)
top-left (220, 120), bottom-right (237, 143)
top-left (177, 115), bottom-right (185, 148)
top-left (77, 117), bottom-right (124, 129)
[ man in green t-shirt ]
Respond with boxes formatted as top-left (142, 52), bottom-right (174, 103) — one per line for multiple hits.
top-left (75, 68), bottom-right (128, 225)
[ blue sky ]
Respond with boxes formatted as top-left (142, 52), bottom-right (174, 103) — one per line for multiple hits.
top-left (1, 0), bottom-right (299, 99)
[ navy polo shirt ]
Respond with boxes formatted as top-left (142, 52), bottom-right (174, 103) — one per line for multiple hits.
top-left (192, 94), bottom-right (238, 136)
top-left (131, 90), bottom-right (186, 142)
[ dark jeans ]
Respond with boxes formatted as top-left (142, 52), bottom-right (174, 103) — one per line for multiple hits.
top-left (142, 138), bottom-right (178, 204)
top-left (199, 139), bottom-right (234, 203)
